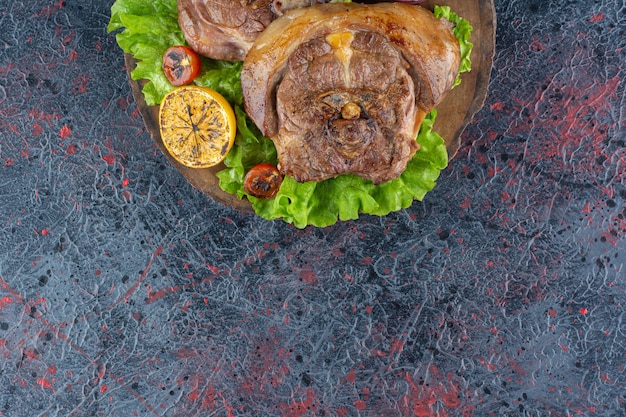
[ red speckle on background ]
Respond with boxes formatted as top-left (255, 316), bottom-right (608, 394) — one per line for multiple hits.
top-left (300, 269), bottom-right (317, 284)
top-left (520, 74), bottom-right (621, 174)
top-left (36, 4), bottom-right (60, 17)
top-left (146, 285), bottom-right (181, 305)
top-left (530, 38), bottom-right (546, 52)
top-left (389, 338), bottom-right (405, 355)
top-left (122, 178), bottom-right (130, 187)
top-left (205, 263), bottom-right (219, 275)
top-left (102, 153), bottom-right (115, 165)
top-left (441, 391), bottom-right (461, 409)
top-left (23, 348), bottom-right (40, 360)
top-left (600, 227), bottom-right (620, 246)
top-left (37, 378), bottom-right (54, 391)
top-left (459, 195), bottom-right (472, 210)
top-left (402, 367), bottom-right (464, 416)
top-left (32, 123), bottom-right (43, 136)
top-left (62, 32), bottom-right (75, 45)
top-left (490, 102), bottom-right (505, 111)
top-left (117, 97), bottom-right (131, 111)
top-left (507, 359), bottom-right (529, 377)
top-left (28, 109), bottom-right (61, 149)
top-left (72, 75), bottom-right (88, 94)
top-left (59, 125), bottom-right (72, 139)
top-left (336, 407), bottom-right (349, 417)
top-left (0, 296), bottom-right (14, 310)
top-left (47, 365), bottom-right (57, 375)
top-left (41, 229), bottom-right (49, 236)
top-left (102, 137), bottom-right (117, 165)
top-left (579, 308), bottom-right (589, 315)
top-left (600, 373), bottom-right (613, 383)
top-left (354, 400), bottom-right (367, 411)
top-left (280, 387), bottom-right (317, 417)
top-left (588, 12), bottom-right (604, 22)
top-left (65, 144), bottom-right (77, 155)
top-left (8, 124), bottom-right (20, 134)
top-left (194, 380), bottom-right (217, 410)
top-left (346, 368), bottom-right (356, 384)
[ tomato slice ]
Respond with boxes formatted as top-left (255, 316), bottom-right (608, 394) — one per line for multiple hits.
top-left (243, 164), bottom-right (284, 199)
top-left (162, 45), bottom-right (201, 86)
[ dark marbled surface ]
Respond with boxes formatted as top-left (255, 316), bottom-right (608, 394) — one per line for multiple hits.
top-left (0, 0), bottom-right (624, 416)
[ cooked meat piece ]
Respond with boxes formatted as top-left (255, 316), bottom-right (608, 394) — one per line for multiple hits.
top-left (177, 0), bottom-right (271, 61)
top-left (274, 32), bottom-right (422, 183)
top-left (177, 0), bottom-right (332, 61)
top-left (241, 3), bottom-right (461, 184)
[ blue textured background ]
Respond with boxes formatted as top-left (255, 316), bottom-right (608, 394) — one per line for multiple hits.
top-left (0, 1), bottom-right (624, 416)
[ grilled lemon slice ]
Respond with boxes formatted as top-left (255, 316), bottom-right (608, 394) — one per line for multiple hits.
top-left (159, 86), bottom-right (236, 168)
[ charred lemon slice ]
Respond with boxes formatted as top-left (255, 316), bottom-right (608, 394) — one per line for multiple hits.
top-left (159, 86), bottom-right (236, 168)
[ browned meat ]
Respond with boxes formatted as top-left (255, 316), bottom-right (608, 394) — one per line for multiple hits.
top-left (241, 3), bottom-right (461, 184)
top-left (177, 0), bottom-right (332, 61)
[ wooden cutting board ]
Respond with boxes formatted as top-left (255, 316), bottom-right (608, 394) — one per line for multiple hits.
top-left (126, 0), bottom-right (496, 213)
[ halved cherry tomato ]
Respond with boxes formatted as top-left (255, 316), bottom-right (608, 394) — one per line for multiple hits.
top-left (162, 45), bottom-right (201, 86)
top-left (243, 163), bottom-right (283, 199)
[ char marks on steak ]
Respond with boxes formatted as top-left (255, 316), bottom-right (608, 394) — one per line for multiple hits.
top-left (177, 0), bottom-right (331, 61)
top-left (241, 3), bottom-right (461, 184)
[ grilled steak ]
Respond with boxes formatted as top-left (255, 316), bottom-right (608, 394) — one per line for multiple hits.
top-left (177, 0), bottom-right (331, 61)
top-left (241, 3), bottom-right (461, 184)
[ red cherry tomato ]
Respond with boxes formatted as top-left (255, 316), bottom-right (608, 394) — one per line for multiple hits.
top-left (162, 45), bottom-right (201, 86)
top-left (243, 163), bottom-right (283, 199)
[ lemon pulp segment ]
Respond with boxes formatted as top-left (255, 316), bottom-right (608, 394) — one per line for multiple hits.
top-left (159, 86), bottom-right (236, 168)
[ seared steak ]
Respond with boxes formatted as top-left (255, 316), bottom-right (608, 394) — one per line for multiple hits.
top-left (241, 3), bottom-right (461, 184)
top-left (177, 0), bottom-right (331, 61)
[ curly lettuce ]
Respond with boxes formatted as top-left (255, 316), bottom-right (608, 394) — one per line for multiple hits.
top-left (434, 5), bottom-right (473, 87)
top-left (108, 0), bottom-right (473, 228)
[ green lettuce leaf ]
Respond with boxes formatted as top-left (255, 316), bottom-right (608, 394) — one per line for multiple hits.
top-left (434, 5), bottom-right (474, 88)
top-left (108, 0), bottom-right (472, 228)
